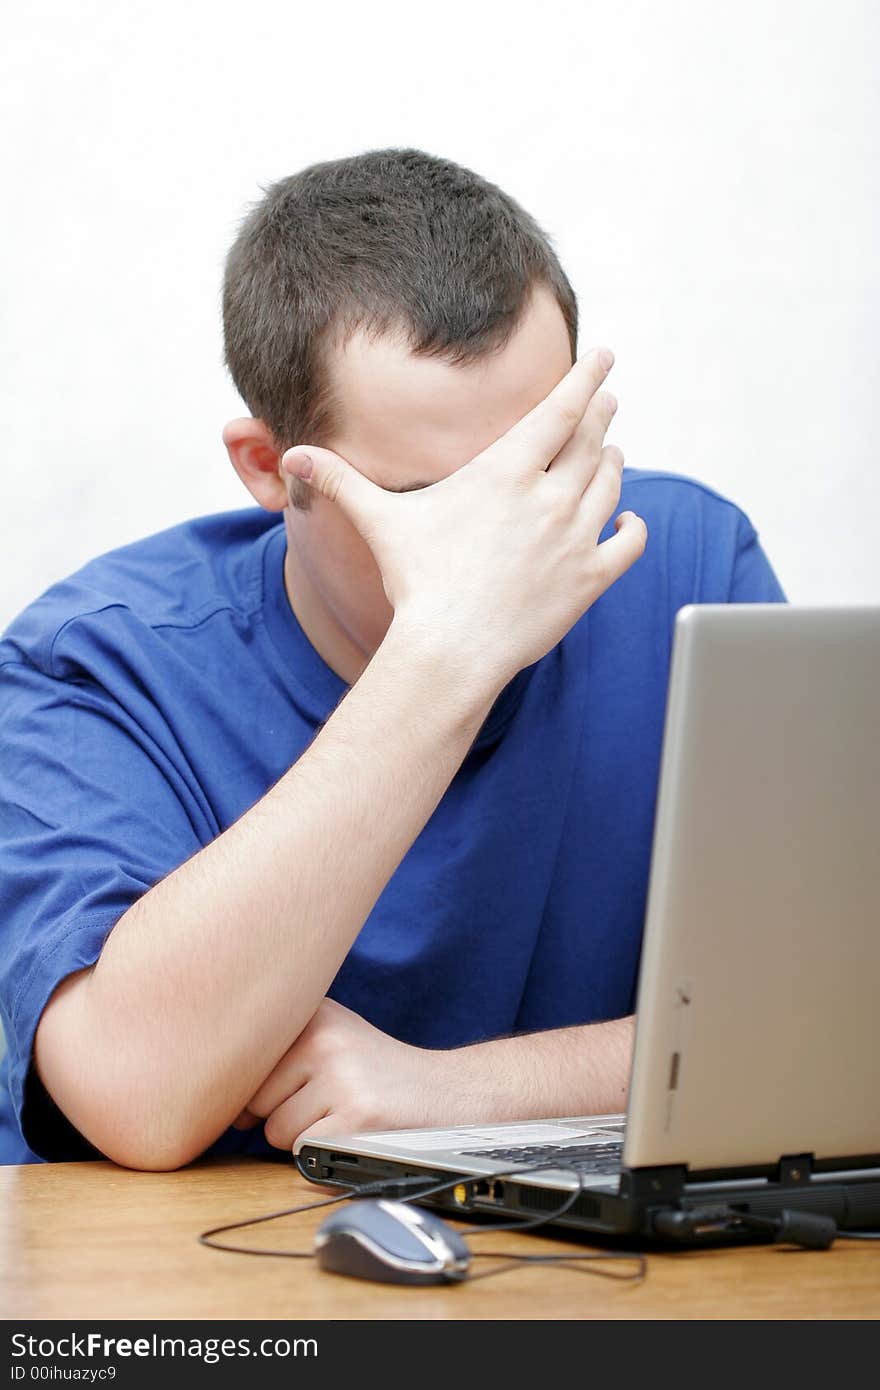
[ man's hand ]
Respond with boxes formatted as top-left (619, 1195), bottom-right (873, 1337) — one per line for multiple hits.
top-left (231, 998), bottom-right (448, 1147)
top-left (234, 998), bottom-right (636, 1152)
top-left (281, 347), bottom-right (647, 689)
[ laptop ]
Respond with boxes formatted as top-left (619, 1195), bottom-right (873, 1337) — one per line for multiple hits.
top-left (295, 605), bottom-right (880, 1245)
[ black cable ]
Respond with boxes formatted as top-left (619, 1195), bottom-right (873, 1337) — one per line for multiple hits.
top-left (466, 1251), bottom-right (646, 1283)
top-left (452, 1172), bottom-right (585, 1238)
top-left (199, 1161), bottom-right (647, 1283)
top-left (199, 1161), bottom-right (589, 1253)
top-left (199, 1165), bottom-right (879, 1276)
top-left (652, 1204), bottom-right (880, 1250)
top-left (455, 1166), bottom-right (646, 1282)
top-left (199, 1174), bottom-right (434, 1257)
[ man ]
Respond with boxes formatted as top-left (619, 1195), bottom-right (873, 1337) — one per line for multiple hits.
top-left (0, 148), bottom-right (786, 1168)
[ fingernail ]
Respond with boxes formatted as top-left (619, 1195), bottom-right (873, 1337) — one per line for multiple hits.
top-left (600, 348), bottom-right (614, 371)
top-left (284, 450), bottom-right (313, 481)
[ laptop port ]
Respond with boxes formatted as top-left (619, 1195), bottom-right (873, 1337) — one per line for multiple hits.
top-left (473, 1179), bottom-right (505, 1203)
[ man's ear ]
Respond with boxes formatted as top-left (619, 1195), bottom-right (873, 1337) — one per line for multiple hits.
top-left (222, 417), bottom-right (290, 512)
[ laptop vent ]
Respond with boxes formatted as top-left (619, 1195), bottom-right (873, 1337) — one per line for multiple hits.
top-left (519, 1186), bottom-right (602, 1220)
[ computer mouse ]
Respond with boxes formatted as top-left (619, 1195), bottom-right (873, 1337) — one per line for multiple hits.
top-left (314, 1198), bottom-right (471, 1285)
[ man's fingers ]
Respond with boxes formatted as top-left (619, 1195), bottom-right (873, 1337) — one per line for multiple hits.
top-left (580, 443), bottom-right (626, 540)
top-left (488, 345), bottom-right (614, 476)
top-left (594, 511), bottom-right (649, 587)
top-left (294, 1112), bottom-right (354, 1150)
top-left (281, 445), bottom-right (385, 536)
top-left (246, 1051), bottom-right (311, 1120)
top-left (262, 1080), bottom-right (327, 1151)
top-left (546, 389), bottom-right (618, 492)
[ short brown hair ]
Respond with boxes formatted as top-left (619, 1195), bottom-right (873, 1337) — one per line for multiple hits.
top-left (221, 147), bottom-right (579, 509)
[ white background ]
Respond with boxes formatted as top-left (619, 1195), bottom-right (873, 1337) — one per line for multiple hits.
top-left (2, 0), bottom-right (878, 631)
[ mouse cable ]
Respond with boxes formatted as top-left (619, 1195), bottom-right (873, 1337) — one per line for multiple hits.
top-left (199, 1161), bottom-right (620, 1250)
top-left (199, 1161), bottom-right (878, 1273)
top-left (199, 1173), bottom-right (431, 1256)
top-left (198, 1162), bottom-right (646, 1283)
top-left (433, 1169), bottom-right (647, 1284)
top-left (464, 1251), bottom-right (645, 1283)
top-left (391, 1164), bottom-right (646, 1282)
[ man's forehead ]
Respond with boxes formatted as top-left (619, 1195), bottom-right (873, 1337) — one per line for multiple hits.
top-left (322, 287), bottom-right (573, 490)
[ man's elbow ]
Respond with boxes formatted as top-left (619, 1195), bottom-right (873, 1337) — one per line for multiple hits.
top-left (70, 1063), bottom-right (224, 1170)
top-left (96, 1130), bottom-right (201, 1173)
top-left (47, 1086), bottom-right (208, 1173)
top-left (35, 971), bottom-right (213, 1172)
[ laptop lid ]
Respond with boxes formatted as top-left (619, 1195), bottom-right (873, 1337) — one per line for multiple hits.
top-left (622, 604), bottom-right (880, 1175)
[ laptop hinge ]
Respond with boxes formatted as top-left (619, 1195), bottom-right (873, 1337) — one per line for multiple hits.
top-left (618, 1164), bottom-right (688, 1200)
top-left (775, 1153), bottom-right (814, 1185)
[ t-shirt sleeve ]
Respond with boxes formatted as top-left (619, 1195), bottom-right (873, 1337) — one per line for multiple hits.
top-left (0, 658), bottom-right (205, 1160)
top-left (728, 512), bottom-right (788, 603)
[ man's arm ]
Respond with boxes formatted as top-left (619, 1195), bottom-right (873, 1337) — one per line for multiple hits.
top-left (239, 999), bottom-right (635, 1149)
top-left (447, 1016), bottom-right (635, 1121)
top-left (35, 347), bottom-right (645, 1170)
top-left (35, 625), bottom-right (503, 1170)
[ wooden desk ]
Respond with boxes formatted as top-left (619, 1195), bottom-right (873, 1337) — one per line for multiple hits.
top-left (1, 1157), bottom-right (877, 1320)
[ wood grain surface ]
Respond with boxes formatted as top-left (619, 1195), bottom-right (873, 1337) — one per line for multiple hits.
top-left (1, 1157), bottom-right (877, 1320)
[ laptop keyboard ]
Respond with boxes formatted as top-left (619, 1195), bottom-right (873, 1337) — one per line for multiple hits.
top-left (457, 1140), bottom-right (624, 1174)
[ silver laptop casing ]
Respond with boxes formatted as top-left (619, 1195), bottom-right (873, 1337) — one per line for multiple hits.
top-left (295, 606), bottom-right (880, 1195)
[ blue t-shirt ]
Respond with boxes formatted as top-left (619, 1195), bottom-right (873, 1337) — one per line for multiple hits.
top-left (0, 468), bottom-right (787, 1164)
